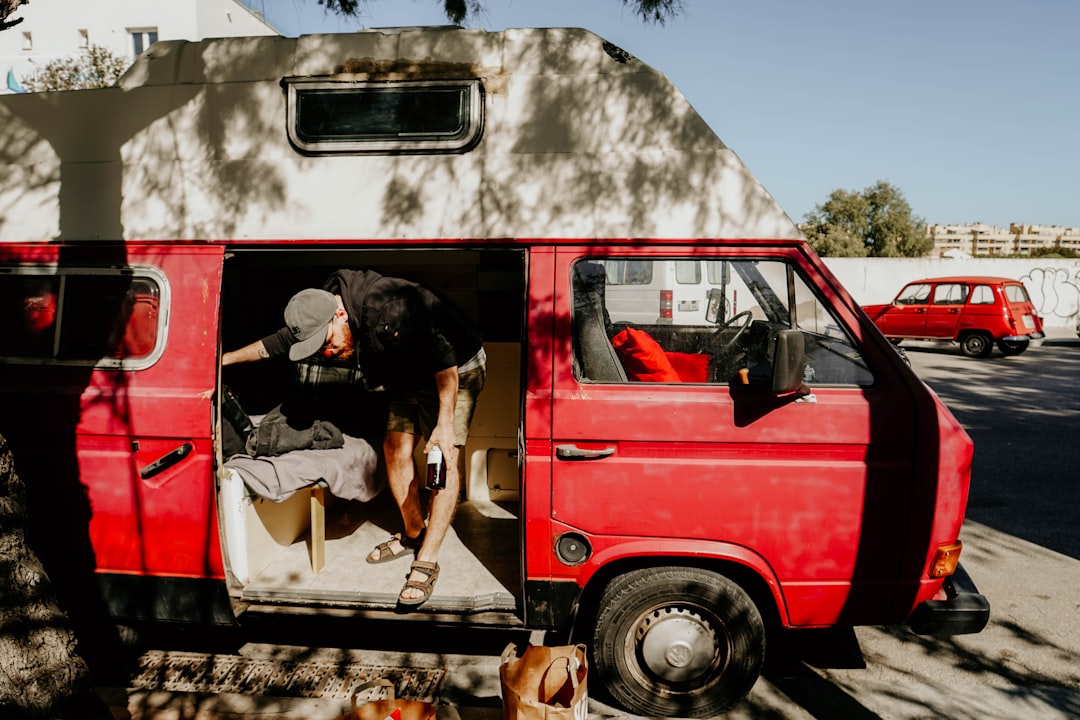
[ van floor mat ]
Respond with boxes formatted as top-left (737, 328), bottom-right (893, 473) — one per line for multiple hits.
top-left (242, 497), bottom-right (521, 608)
top-left (129, 650), bottom-right (446, 701)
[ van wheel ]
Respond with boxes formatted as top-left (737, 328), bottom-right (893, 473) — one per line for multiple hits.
top-left (592, 567), bottom-right (765, 718)
top-left (997, 339), bottom-right (1029, 356)
top-left (959, 332), bottom-right (993, 358)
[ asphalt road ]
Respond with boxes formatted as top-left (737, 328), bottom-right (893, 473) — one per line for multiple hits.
top-left (112, 330), bottom-right (1080, 720)
top-left (908, 331), bottom-right (1080, 560)
top-left (792, 329), bottom-right (1080, 720)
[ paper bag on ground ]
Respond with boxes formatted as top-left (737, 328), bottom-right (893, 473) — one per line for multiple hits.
top-left (499, 643), bottom-right (588, 720)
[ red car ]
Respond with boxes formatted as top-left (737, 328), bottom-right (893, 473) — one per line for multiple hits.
top-left (864, 276), bottom-right (1044, 357)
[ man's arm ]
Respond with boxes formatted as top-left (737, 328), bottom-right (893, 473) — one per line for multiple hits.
top-left (222, 339), bottom-right (270, 366)
top-left (425, 366), bottom-right (459, 453)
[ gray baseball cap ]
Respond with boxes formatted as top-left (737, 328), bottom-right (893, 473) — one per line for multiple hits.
top-left (284, 288), bottom-right (337, 361)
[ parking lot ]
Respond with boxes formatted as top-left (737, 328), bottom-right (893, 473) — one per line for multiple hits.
top-left (906, 330), bottom-right (1080, 559)
top-left (110, 331), bottom-right (1080, 720)
top-left (762, 329), bottom-right (1080, 720)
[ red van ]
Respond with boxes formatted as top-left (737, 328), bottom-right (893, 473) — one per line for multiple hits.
top-left (0, 28), bottom-right (987, 717)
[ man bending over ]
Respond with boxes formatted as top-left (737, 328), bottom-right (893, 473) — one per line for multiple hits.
top-left (223, 269), bottom-right (485, 607)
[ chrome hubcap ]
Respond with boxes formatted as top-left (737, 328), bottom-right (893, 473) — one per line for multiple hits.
top-left (635, 607), bottom-right (721, 684)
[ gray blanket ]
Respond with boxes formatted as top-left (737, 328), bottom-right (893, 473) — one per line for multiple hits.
top-left (225, 434), bottom-right (381, 503)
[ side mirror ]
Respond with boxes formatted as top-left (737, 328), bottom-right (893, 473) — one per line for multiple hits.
top-left (772, 329), bottom-right (807, 395)
top-left (705, 288), bottom-right (724, 324)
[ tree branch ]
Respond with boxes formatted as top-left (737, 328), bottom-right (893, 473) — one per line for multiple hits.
top-left (313, 0), bottom-right (683, 25)
top-left (0, 0), bottom-right (29, 32)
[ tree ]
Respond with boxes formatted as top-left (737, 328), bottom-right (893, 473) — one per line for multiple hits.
top-left (802, 181), bottom-right (931, 258)
top-left (1028, 244), bottom-right (1078, 259)
top-left (0, 434), bottom-right (115, 719)
top-left (1, 0), bottom-right (28, 31)
top-left (315, 0), bottom-right (685, 25)
top-left (2, 0), bottom-right (686, 34)
top-left (22, 44), bottom-right (130, 92)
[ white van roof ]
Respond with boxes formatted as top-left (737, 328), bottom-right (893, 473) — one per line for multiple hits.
top-left (0, 26), bottom-right (802, 243)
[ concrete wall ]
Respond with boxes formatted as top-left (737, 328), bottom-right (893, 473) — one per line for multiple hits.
top-left (825, 257), bottom-right (1080, 330)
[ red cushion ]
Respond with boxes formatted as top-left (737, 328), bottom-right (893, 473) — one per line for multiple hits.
top-left (611, 327), bottom-right (681, 382)
top-left (665, 352), bottom-right (710, 383)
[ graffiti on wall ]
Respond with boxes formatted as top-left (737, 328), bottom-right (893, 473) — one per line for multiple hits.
top-left (1021, 266), bottom-right (1080, 323)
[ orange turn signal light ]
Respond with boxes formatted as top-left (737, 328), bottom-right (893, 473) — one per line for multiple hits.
top-left (929, 541), bottom-right (962, 578)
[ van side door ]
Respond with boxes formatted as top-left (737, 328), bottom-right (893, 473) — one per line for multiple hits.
top-left (548, 247), bottom-right (921, 626)
top-left (0, 244), bottom-right (227, 622)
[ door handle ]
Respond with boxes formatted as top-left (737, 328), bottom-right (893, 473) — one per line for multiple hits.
top-left (556, 444), bottom-right (615, 460)
top-left (140, 442), bottom-right (194, 479)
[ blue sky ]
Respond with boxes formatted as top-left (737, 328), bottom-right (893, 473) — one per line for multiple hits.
top-left (243, 0), bottom-right (1079, 228)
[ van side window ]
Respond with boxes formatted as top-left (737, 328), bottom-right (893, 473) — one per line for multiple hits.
top-left (1003, 284), bottom-right (1031, 303)
top-left (572, 257), bottom-right (873, 387)
top-left (970, 285), bottom-right (995, 305)
top-left (285, 79), bottom-right (484, 155)
top-left (0, 268), bottom-right (165, 369)
top-left (705, 261), bottom-right (727, 284)
top-left (602, 260), bottom-right (653, 285)
top-left (932, 283), bottom-right (968, 305)
top-left (674, 261), bottom-right (700, 284)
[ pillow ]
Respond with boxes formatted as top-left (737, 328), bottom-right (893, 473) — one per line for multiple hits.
top-left (665, 352), bottom-right (710, 383)
top-left (611, 327), bottom-right (681, 382)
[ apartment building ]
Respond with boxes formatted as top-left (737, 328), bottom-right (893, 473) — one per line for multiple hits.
top-left (930, 223), bottom-right (1080, 257)
top-left (2, 0), bottom-right (279, 93)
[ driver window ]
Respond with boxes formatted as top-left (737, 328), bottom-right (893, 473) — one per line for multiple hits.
top-left (896, 284), bottom-right (931, 305)
top-left (571, 257), bottom-right (873, 387)
top-left (791, 272), bottom-right (874, 386)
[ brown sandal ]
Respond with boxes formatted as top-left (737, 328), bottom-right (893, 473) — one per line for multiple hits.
top-left (366, 529), bottom-right (425, 564)
top-left (398, 560), bottom-right (439, 606)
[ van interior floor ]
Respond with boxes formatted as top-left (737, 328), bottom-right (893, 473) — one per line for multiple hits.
top-left (241, 489), bottom-right (521, 614)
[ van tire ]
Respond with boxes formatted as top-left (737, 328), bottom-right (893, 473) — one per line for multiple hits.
top-left (591, 567), bottom-right (765, 717)
top-left (997, 338), bottom-right (1029, 356)
top-left (959, 332), bottom-right (993, 358)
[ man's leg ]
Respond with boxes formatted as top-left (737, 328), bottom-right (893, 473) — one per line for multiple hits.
top-left (366, 430), bottom-right (424, 562)
top-left (399, 443), bottom-right (460, 602)
top-left (397, 361), bottom-right (484, 603)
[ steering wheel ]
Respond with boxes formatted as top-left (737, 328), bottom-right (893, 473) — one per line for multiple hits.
top-left (712, 310), bottom-right (753, 355)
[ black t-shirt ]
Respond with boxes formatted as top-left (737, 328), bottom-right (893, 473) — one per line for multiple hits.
top-left (262, 269), bottom-right (482, 390)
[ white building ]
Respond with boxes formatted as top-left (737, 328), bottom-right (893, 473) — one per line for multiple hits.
top-left (1, 0), bottom-right (279, 93)
top-left (929, 223), bottom-right (1080, 257)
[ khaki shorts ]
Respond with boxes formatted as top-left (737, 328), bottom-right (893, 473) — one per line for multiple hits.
top-left (386, 362), bottom-right (486, 446)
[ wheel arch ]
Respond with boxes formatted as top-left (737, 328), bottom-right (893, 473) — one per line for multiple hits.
top-left (956, 327), bottom-right (994, 342)
top-left (569, 551), bottom-right (787, 645)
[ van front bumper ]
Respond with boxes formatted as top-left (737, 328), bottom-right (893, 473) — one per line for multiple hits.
top-left (907, 564), bottom-right (990, 636)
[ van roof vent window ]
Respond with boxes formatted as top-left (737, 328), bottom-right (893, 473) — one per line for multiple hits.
top-left (284, 78), bottom-right (484, 154)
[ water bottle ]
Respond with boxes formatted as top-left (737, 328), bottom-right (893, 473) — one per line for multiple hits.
top-left (426, 445), bottom-right (447, 491)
